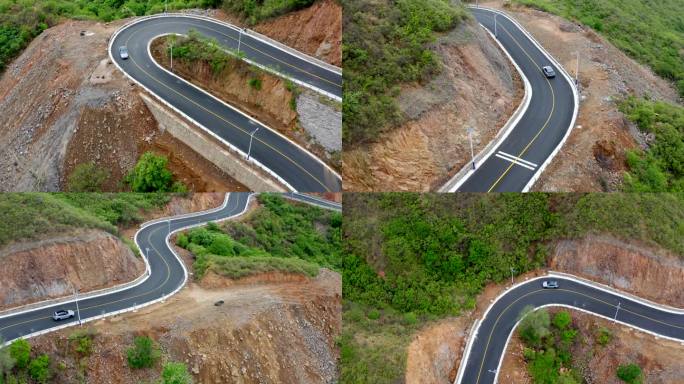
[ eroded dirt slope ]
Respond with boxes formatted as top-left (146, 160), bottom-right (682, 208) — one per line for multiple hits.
top-left (0, 229), bottom-right (144, 311)
top-left (343, 18), bottom-right (522, 191)
top-left (29, 269), bottom-right (341, 384)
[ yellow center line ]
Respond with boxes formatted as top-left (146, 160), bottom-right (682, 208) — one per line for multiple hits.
top-left (474, 286), bottom-right (683, 384)
top-left (475, 14), bottom-right (557, 192)
top-left (122, 23), bottom-right (332, 191)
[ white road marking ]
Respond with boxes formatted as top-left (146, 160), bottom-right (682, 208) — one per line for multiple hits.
top-left (495, 151), bottom-right (537, 170)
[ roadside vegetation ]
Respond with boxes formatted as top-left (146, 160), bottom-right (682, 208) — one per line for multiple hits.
top-left (512, 0), bottom-right (684, 98)
top-left (342, 0), bottom-right (467, 146)
top-left (124, 152), bottom-right (187, 193)
top-left (177, 193), bottom-right (341, 280)
top-left (222, 0), bottom-right (314, 24)
top-left (341, 193), bottom-right (684, 383)
top-left (617, 97), bottom-right (684, 192)
top-left (0, 334), bottom-right (192, 384)
top-left (0, 193), bottom-right (171, 248)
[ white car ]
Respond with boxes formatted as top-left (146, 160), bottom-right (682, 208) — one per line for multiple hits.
top-left (542, 280), bottom-right (559, 289)
top-left (119, 46), bottom-right (129, 60)
top-left (52, 309), bottom-right (75, 321)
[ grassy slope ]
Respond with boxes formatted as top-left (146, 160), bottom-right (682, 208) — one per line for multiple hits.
top-left (0, 193), bottom-right (171, 248)
top-left (342, 0), bottom-right (467, 146)
top-left (178, 193), bottom-right (342, 279)
top-left (513, 0), bottom-right (684, 98)
top-left (341, 193), bottom-right (684, 383)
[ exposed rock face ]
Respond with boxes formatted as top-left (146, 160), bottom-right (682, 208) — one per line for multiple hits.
top-left (0, 229), bottom-right (144, 310)
top-left (550, 235), bottom-right (684, 307)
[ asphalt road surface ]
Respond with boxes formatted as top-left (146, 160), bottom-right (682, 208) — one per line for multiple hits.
top-left (454, 8), bottom-right (576, 192)
top-left (110, 15), bottom-right (342, 192)
top-left (0, 192), bottom-right (339, 344)
top-left (458, 276), bottom-right (684, 384)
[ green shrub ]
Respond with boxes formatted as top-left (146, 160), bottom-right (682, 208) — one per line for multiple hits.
top-left (248, 77), bottom-right (262, 90)
top-left (552, 311), bottom-right (572, 330)
top-left (67, 162), bottom-right (109, 192)
top-left (28, 354), bottom-right (50, 384)
top-left (124, 152), bottom-right (187, 193)
top-left (596, 327), bottom-right (612, 345)
top-left (403, 312), bottom-right (418, 325)
top-left (367, 309), bottom-right (380, 320)
top-left (162, 362), bottom-right (194, 384)
top-left (176, 233), bottom-right (189, 248)
top-left (518, 307), bottom-right (551, 347)
top-left (0, 340), bottom-right (15, 380)
top-left (126, 336), bottom-right (160, 369)
top-left (222, 0), bottom-right (315, 24)
top-left (617, 363), bottom-right (642, 384)
top-left (8, 340), bottom-right (30, 370)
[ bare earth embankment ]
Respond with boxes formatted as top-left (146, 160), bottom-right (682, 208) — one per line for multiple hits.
top-left (343, 18), bottom-right (522, 191)
top-left (405, 235), bottom-right (684, 383)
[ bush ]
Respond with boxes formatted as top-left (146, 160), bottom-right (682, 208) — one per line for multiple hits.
top-left (518, 307), bottom-right (551, 347)
top-left (125, 152), bottom-right (186, 193)
top-left (552, 311), bottom-right (572, 330)
top-left (596, 327), bottom-right (612, 345)
top-left (126, 336), bottom-right (160, 369)
top-left (0, 340), bottom-right (15, 379)
top-left (248, 77), bottom-right (262, 90)
top-left (8, 340), bottom-right (30, 370)
top-left (67, 162), bottom-right (109, 192)
top-left (28, 354), bottom-right (50, 384)
top-left (367, 309), bottom-right (380, 320)
top-left (176, 233), bottom-right (189, 248)
top-left (162, 362), bottom-right (193, 384)
top-left (617, 363), bottom-right (642, 384)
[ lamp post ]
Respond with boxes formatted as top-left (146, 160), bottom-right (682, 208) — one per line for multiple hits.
top-left (494, 14), bottom-right (498, 38)
top-left (169, 41), bottom-right (173, 71)
top-left (614, 302), bottom-right (621, 320)
top-left (510, 267), bottom-right (516, 285)
top-left (237, 28), bottom-right (244, 55)
top-left (73, 287), bottom-right (82, 326)
top-left (575, 51), bottom-right (580, 86)
top-left (247, 127), bottom-right (259, 160)
top-left (467, 127), bottom-right (476, 170)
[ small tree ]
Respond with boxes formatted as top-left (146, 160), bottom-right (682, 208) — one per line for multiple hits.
top-left (125, 152), bottom-right (186, 192)
top-left (0, 339), bottom-right (16, 381)
top-left (67, 162), bottom-right (109, 192)
top-left (617, 363), bottom-right (642, 384)
top-left (552, 311), bottom-right (572, 330)
top-left (518, 306), bottom-right (550, 347)
top-left (162, 362), bottom-right (194, 384)
top-left (28, 354), bottom-right (50, 384)
top-left (126, 336), bottom-right (160, 369)
top-left (8, 340), bottom-right (30, 370)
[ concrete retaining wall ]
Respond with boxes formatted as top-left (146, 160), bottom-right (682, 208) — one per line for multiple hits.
top-left (140, 93), bottom-right (286, 192)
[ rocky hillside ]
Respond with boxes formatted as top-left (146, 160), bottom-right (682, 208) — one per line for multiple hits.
top-left (0, 229), bottom-right (144, 311)
top-left (343, 17), bottom-right (522, 191)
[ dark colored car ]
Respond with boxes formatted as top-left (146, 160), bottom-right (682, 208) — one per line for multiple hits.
top-left (52, 309), bottom-right (75, 321)
top-left (542, 280), bottom-right (559, 289)
top-left (542, 65), bottom-right (556, 78)
top-left (119, 46), bottom-right (129, 60)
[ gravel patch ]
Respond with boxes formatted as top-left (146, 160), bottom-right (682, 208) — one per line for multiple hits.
top-left (296, 90), bottom-right (341, 152)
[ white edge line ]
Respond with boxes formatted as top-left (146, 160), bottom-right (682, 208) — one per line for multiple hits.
top-left (455, 272), bottom-right (684, 384)
top-left (442, 23), bottom-right (532, 192)
top-left (494, 153), bottom-right (536, 170)
top-left (282, 193), bottom-right (342, 211)
top-left (145, 33), bottom-right (341, 182)
top-left (471, 6), bottom-right (579, 192)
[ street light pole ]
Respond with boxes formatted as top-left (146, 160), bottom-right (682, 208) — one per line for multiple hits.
top-left (237, 28), bottom-right (243, 55)
top-left (165, 0), bottom-right (167, 13)
top-left (247, 127), bottom-right (259, 160)
top-left (614, 302), bottom-right (621, 320)
top-left (170, 42), bottom-right (173, 71)
top-left (73, 287), bottom-right (82, 326)
top-left (575, 51), bottom-right (580, 86)
top-left (510, 267), bottom-right (516, 285)
top-left (467, 127), bottom-right (476, 170)
top-left (494, 14), bottom-right (498, 38)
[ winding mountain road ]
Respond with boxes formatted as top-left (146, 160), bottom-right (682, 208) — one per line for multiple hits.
top-left (0, 192), bottom-right (339, 346)
top-left (444, 7), bottom-right (578, 192)
top-left (456, 275), bottom-right (684, 384)
top-left (109, 14), bottom-right (342, 192)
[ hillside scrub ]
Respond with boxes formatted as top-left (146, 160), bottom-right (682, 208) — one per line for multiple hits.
top-left (222, 0), bottom-right (315, 25)
top-left (342, 0), bottom-right (467, 146)
top-left (177, 193), bottom-right (341, 279)
top-left (341, 192), bottom-right (684, 383)
top-left (0, 193), bottom-right (171, 247)
top-left (618, 96), bottom-right (684, 192)
top-left (0, 0), bottom-right (222, 73)
top-left (513, 0), bottom-right (684, 98)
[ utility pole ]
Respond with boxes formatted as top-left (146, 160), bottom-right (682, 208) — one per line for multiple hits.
top-left (247, 127), bottom-right (259, 160)
top-left (467, 127), bottom-right (476, 170)
top-left (575, 51), bottom-right (580, 86)
top-left (614, 302), bottom-right (621, 320)
top-left (73, 287), bottom-right (82, 326)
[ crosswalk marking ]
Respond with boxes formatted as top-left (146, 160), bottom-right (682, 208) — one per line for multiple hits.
top-left (495, 151), bottom-right (538, 171)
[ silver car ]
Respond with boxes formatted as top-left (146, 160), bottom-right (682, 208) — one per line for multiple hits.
top-left (542, 65), bottom-right (556, 78)
top-left (119, 46), bottom-right (129, 60)
top-left (542, 280), bottom-right (559, 289)
top-left (52, 309), bottom-right (75, 321)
